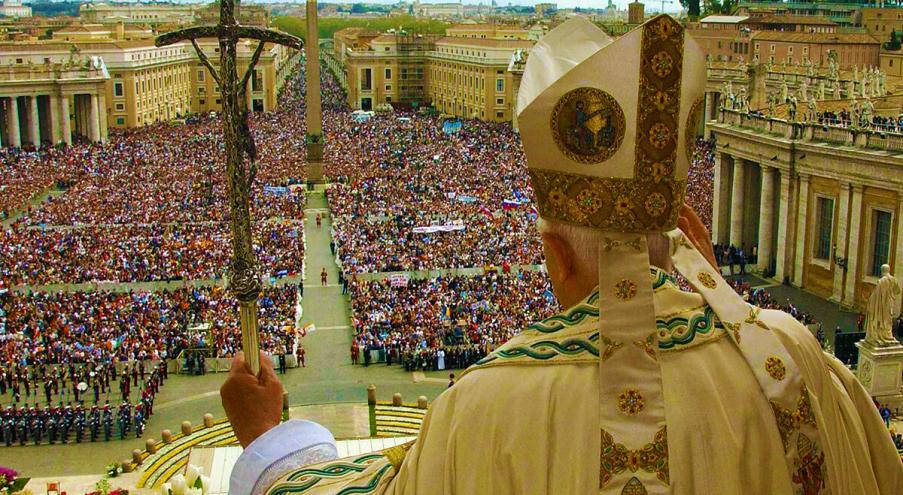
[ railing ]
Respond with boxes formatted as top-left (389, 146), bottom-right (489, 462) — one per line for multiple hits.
top-left (718, 108), bottom-right (903, 152)
top-left (0, 64), bottom-right (107, 82)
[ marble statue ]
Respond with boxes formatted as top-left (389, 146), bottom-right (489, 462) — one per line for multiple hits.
top-left (862, 76), bottom-right (870, 98)
top-left (865, 264), bottom-right (902, 347)
top-left (818, 80), bottom-right (826, 100)
top-left (768, 92), bottom-right (777, 115)
top-left (854, 65), bottom-right (859, 82)
top-left (799, 79), bottom-right (809, 100)
top-left (781, 80), bottom-right (789, 102)
top-left (847, 79), bottom-right (856, 100)
top-left (807, 96), bottom-right (818, 122)
top-left (833, 80), bottom-right (841, 100)
top-left (851, 99), bottom-right (861, 128)
top-left (861, 97), bottom-right (875, 128)
top-left (788, 96), bottom-right (798, 122)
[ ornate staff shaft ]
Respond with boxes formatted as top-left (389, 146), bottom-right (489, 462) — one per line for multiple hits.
top-left (156, 0), bottom-right (302, 376)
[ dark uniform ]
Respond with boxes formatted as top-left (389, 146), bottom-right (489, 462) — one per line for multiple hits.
top-left (103, 406), bottom-right (113, 441)
top-left (90, 407), bottom-right (100, 442)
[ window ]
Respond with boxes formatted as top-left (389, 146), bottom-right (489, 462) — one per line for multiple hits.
top-left (870, 210), bottom-right (893, 276)
top-left (114, 82), bottom-right (124, 97)
top-left (215, 98), bottom-right (222, 104)
top-left (496, 98), bottom-right (504, 105)
top-left (116, 117), bottom-right (125, 125)
top-left (386, 96), bottom-right (392, 103)
top-left (361, 68), bottom-right (373, 91)
top-left (385, 84), bottom-right (392, 91)
top-left (770, 44), bottom-right (776, 53)
top-left (200, 99), bottom-right (206, 105)
top-left (496, 78), bottom-right (504, 92)
top-left (496, 111), bottom-right (504, 118)
top-left (385, 68), bottom-right (392, 79)
top-left (251, 69), bottom-right (262, 92)
top-left (115, 103), bottom-right (125, 111)
top-left (198, 70), bottom-right (205, 82)
top-left (814, 197), bottom-right (834, 260)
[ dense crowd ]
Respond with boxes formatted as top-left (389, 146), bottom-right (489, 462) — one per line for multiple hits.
top-left (0, 75), bottom-right (309, 290)
top-left (0, 221), bottom-right (303, 286)
top-left (0, 285), bottom-right (300, 365)
top-left (349, 271), bottom-right (557, 370)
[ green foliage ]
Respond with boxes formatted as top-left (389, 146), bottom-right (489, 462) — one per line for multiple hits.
top-left (273, 15), bottom-right (449, 42)
top-left (885, 29), bottom-right (902, 51)
top-left (701, 0), bottom-right (737, 16)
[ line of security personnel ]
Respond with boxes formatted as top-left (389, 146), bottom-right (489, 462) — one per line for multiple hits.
top-left (1, 362), bottom-right (166, 447)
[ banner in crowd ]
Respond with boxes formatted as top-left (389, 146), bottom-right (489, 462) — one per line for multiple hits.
top-left (264, 185), bottom-right (290, 196)
top-left (446, 192), bottom-right (478, 203)
top-left (412, 221), bottom-right (466, 234)
top-left (443, 120), bottom-right (463, 134)
top-left (388, 274), bottom-right (409, 287)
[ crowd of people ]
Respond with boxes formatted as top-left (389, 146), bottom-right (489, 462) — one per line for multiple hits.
top-left (0, 73), bottom-right (309, 290)
top-left (0, 285), bottom-right (300, 365)
top-left (0, 361), bottom-right (166, 446)
top-left (816, 109), bottom-right (903, 133)
top-left (348, 271), bottom-right (557, 370)
top-left (725, 278), bottom-right (818, 326)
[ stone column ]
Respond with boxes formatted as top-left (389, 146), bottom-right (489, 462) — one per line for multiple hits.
top-left (757, 165), bottom-right (776, 272)
top-left (98, 94), bottom-right (108, 142)
top-left (712, 152), bottom-right (725, 243)
top-left (6, 96), bottom-right (20, 148)
top-left (842, 185), bottom-right (864, 307)
top-left (775, 172), bottom-right (792, 282)
top-left (60, 95), bottom-right (72, 146)
top-left (792, 174), bottom-right (810, 287)
top-left (730, 158), bottom-right (746, 247)
top-left (27, 96), bottom-right (40, 148)
top-left (48, 94), bottom-right (60, 145)
top-left (88, 94), bottom-right (101, 142)
top-left (832, 183), bottom-right (852, 302)
top-left (704, 92), bottom-right (715, 139)
top-left (895, 197), bottom-right (903, 313)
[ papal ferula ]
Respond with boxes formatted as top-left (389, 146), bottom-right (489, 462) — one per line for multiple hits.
top-left (221, 16), bottom-right (903, 495)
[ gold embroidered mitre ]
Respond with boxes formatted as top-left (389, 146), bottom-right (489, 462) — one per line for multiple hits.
top-left (518, 15), bottom-right (705, 232)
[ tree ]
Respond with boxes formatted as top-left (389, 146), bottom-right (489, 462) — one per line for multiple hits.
top-left (679, 0), bottom-right (700, 19)
top-left (885, 29), bottom-right (902, 51)
top-left (351, 3), bottom-right (366, 14)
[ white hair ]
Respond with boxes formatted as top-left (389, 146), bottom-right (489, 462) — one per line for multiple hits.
top-left (536, 216), bottom-right (672, 272)
top-left (535, 216), bottom-right (600, 274)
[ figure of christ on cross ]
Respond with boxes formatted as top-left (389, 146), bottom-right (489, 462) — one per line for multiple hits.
top-left (155, 0), bottom-right (303, 375)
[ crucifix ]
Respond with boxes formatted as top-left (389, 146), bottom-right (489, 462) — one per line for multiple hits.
top-left (156, 0), bottom-right (303, 375)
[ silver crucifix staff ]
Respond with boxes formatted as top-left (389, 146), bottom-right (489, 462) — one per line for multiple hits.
top-left (156, 0), bottom-right (303, 375)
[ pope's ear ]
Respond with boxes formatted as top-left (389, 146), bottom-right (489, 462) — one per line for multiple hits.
top-left (540, 231), bottom-right (575, 282)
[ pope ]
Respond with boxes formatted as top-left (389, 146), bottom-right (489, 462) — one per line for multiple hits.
top-left (222, 15), bottom-right (902, 495)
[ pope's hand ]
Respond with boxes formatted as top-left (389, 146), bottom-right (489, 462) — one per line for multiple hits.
top-left (678, 204), bottom-right (718, 269)
top-left (221, 351), bottom-right (284, 448)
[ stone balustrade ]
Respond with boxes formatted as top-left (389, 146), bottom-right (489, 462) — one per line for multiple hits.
top-left (718, 108), bottom-right (903, 152)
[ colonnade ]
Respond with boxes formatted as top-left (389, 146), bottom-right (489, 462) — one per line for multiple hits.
top-left (0, 92), bottom-right (105, 149)
top-left (713, 151), bottom-right (903, 308)
top-left (712, 153), bottom-right (789, 281)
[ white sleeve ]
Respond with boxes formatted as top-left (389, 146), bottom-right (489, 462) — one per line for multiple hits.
top-left (229, 419), bottom-right (339, 495)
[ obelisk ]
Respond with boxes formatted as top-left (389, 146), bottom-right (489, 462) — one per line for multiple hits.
top-left (305, 0), bottom-right (324, 183)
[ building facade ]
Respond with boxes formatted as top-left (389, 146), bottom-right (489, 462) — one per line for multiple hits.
top-left (751, 32), bottom-right (881, 68)
top-left (0, 49), bottom-right (109, 147)
top-left (79, 2), bottom-right (196, 26)
top-left (710, 108), bottom-right (903, 312)
top-left (0, 0), bottom-right (30, 18)
top-left (856, 7), bottom-right (903, 41)
top-left (0, 35), bottom-right (299, 134)
top-left (343, 34), bottom-right (531, 122)
top-left (445, 24), bottom-right (530, 40)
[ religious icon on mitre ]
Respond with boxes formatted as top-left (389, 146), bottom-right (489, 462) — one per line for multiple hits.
top-left (518, 14), bottom-right (706, 234)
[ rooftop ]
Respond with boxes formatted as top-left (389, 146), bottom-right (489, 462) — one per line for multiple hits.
top-left (740, 14), bottom-right (837, 26)
top-left (434, 37), bottom-right (534, 49)
top-left (751, 31), bottom-right (879, 44)
top-left (700, 15), bottom-right (749, 24)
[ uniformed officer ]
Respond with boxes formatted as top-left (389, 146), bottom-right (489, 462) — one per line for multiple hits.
top-left (90, 406), bottom-right (100, 442)
top-left (74, 405), bottom-right (85, 443)
top-left (134, 404), bottom-right (145, 438)
top-left (103, 404), bottom-right (113, 442)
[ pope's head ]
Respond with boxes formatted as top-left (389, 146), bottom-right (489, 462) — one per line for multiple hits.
top-left (537, 205), bottom-right (715, 309)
